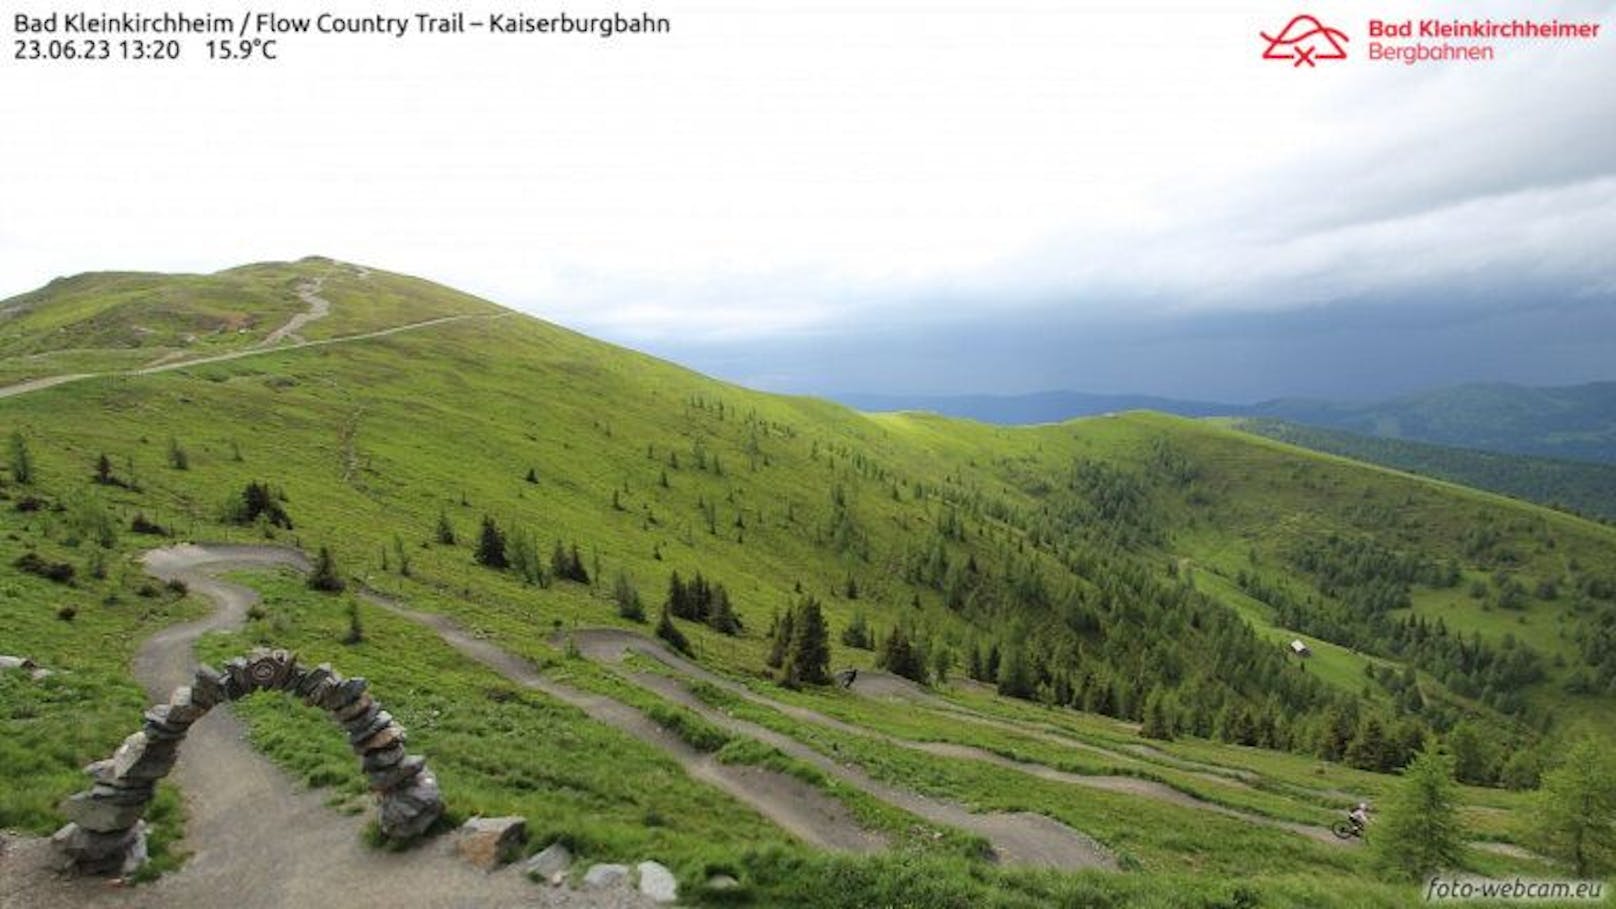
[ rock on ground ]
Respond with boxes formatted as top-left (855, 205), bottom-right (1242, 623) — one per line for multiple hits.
top-left (636, 861), bottom-right (677, 904)
top-left (582, 863), bottom-right (630, 890)
top-left (454, 816), bottom-right (527, 871)
top-left (524, 842), bottom-right (572, 880)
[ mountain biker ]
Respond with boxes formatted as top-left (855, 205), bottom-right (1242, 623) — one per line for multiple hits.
top-left (1348, 802), bottom-right (1370, 832)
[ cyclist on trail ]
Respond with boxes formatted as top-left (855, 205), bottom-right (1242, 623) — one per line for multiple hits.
top-left (1348, 802), bottom-right (1370, 832)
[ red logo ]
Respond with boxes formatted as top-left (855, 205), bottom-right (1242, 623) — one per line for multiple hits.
top-left (1262, 15), bottom-right (1349, 66)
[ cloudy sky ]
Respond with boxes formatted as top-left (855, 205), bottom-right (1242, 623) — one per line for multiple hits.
top-left (2, 0), bottom-right (1613, 401)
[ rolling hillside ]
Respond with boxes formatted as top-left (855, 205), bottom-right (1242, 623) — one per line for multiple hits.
top-left (3, 259), bottom-right (1614, 905)
top-left (1230, 418), bottom-right (1616, 522)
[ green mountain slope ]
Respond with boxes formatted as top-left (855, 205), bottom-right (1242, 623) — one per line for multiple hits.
top-left (1252, 382), bottom-right (1616, 464)
top-left (3, 259), bottom-right (1612, 903)
top-left (1229, 417), bottom-right (1616, 522)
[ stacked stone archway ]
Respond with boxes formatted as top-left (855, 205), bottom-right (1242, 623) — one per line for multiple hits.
top-left (54, 648), bottom-right (443, 874)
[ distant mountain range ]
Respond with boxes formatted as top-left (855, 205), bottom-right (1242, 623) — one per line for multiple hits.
top-left (835, 382), bottom-right (1616, 464)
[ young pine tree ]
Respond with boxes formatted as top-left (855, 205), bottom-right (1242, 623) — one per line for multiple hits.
top-left (475, 516), bottom-right (508, 569)
top-left (766, 605), bottom-right (796, 670)
top-left (308, 546), bottom-right (346, 592)
top-left (655, 605), bottom-right (691, 655)
top-left (1375, 745), bottom-right (1465, 881)
top-left (614, 570), bottom-right (645, 622)
top-left (7, 430), bottom-right (32, 485)
top-left (435, 509), bottom-right (457, 545)
top-left (877, 626), bottom-right (926, 684)
top-left (840, 611), bottom-right (872, 650)
top-left (784, 597), bottom-right (831, 687)
top-left (1534, 735), bottom-right (1616, 876)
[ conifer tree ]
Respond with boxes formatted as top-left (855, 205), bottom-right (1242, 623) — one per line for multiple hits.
top-left (784, 597), bottom-right (831, 686)
top-left (308, 546), bottom-right (346, 592)
top-left (1535, 735), bottom-right (1616, 875)
top-left (1376, 746), bottom-right (1464, 880)
top-left (475, 515), bottom-right (508, 569)
top-left (7, 430), bottom-right (32, 485)
top-left (877, 625), bottom-right (926, 683)
top-left (656, 605), bottom-right (691, 655)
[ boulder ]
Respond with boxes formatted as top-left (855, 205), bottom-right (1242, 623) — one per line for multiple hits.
top-left (707, 873), bottom-right (741, 891)
top-left (377, 770), bottom-right (441, 840)
top-left (454, 816), bottom-right (527, 870)
top-left (0, 655), bottom-right (36, 671)
top-left (523, 841), bottom-right (572, 880)
top-left (582, 863), bottom-right (630, 889)
top-left (190, 666), bottom-right (227, 709)
top-left (164, 686), bottom-right (209, 726)
top-left (52, 821), bottom-right (147, 876)
top-left (637, 861), bottom-right (678, 904)
top-left (111, 732), bottom-right (177, 782)
top-left (61, 792), bottom-right (147, 833)
top-left (367, 754), bottom-right (425, 791)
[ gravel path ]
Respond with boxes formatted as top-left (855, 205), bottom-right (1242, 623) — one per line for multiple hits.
top-left (260, 277), bottom-right (333, 346)
top-left (569, 631), bottom-right (1349, 848)
top-left (0, 545), bottom-right (647, 909)
top-left (357, 590), bottom-right (886, 855)
top-left (0, 312), bottom-right (499, 400)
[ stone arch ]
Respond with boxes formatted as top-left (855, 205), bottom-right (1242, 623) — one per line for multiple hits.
top-left (53, 648), bottom-right (443, 875)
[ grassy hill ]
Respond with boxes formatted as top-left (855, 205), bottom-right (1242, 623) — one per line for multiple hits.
top-left (1228, 417), bottom-right (1616, 522)
top-left (3, 259), bottom-right (1614, 904)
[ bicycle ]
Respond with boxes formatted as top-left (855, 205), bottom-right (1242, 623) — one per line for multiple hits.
top-left (1331, 819), bottom-right (1366, 842)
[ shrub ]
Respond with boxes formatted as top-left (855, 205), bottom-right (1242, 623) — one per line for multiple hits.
top-left (130, 513), bottom-right (168, 536)
top-left (15, 552), bottom-right (75, 584)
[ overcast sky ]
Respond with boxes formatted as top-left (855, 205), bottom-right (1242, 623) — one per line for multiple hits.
top-left (2, 0), bottom-right (1613, 401)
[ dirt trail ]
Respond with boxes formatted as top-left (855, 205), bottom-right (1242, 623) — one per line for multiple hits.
top-left (853, 667), bottom-right (1262, 789)
top-left (357, 592), bottom-right (885, 855)
top-left (571, 630), bottom-right (1349, 847)
top-left (260, 277), bottom-right (333, 346)
top-left (1, 545), bottom-right (642, 909)
top-left (0, 312), bottom-right (499, 400)
top-left (626, 669), bottom-right (1115, 870)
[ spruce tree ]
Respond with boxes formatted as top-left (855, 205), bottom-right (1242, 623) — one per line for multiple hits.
top-left (1140, 688), bottom-right (1176, 740)
top-left (475, 516), bottom-right (508, 569)
top-left (655, 605), bottom-right (691, 655)
top-left (840, 611), bottom-right (872, 650)
top-left (878, 626), bottom-right (926, 683)
top-left (308, 546), bottom-right (346, 592)
top-left (766, 606), bottom-right (794, 669)
top-left (435, 509), bottom-right (456, 545)
top-left (614, 570), bottom-right (645, 622)
top-left (784, 597), bottom-right (831, 686)
top-left (707, 586), bottom-right (741, 635)
top-left (997, 647), bottom-right (1035, 700)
